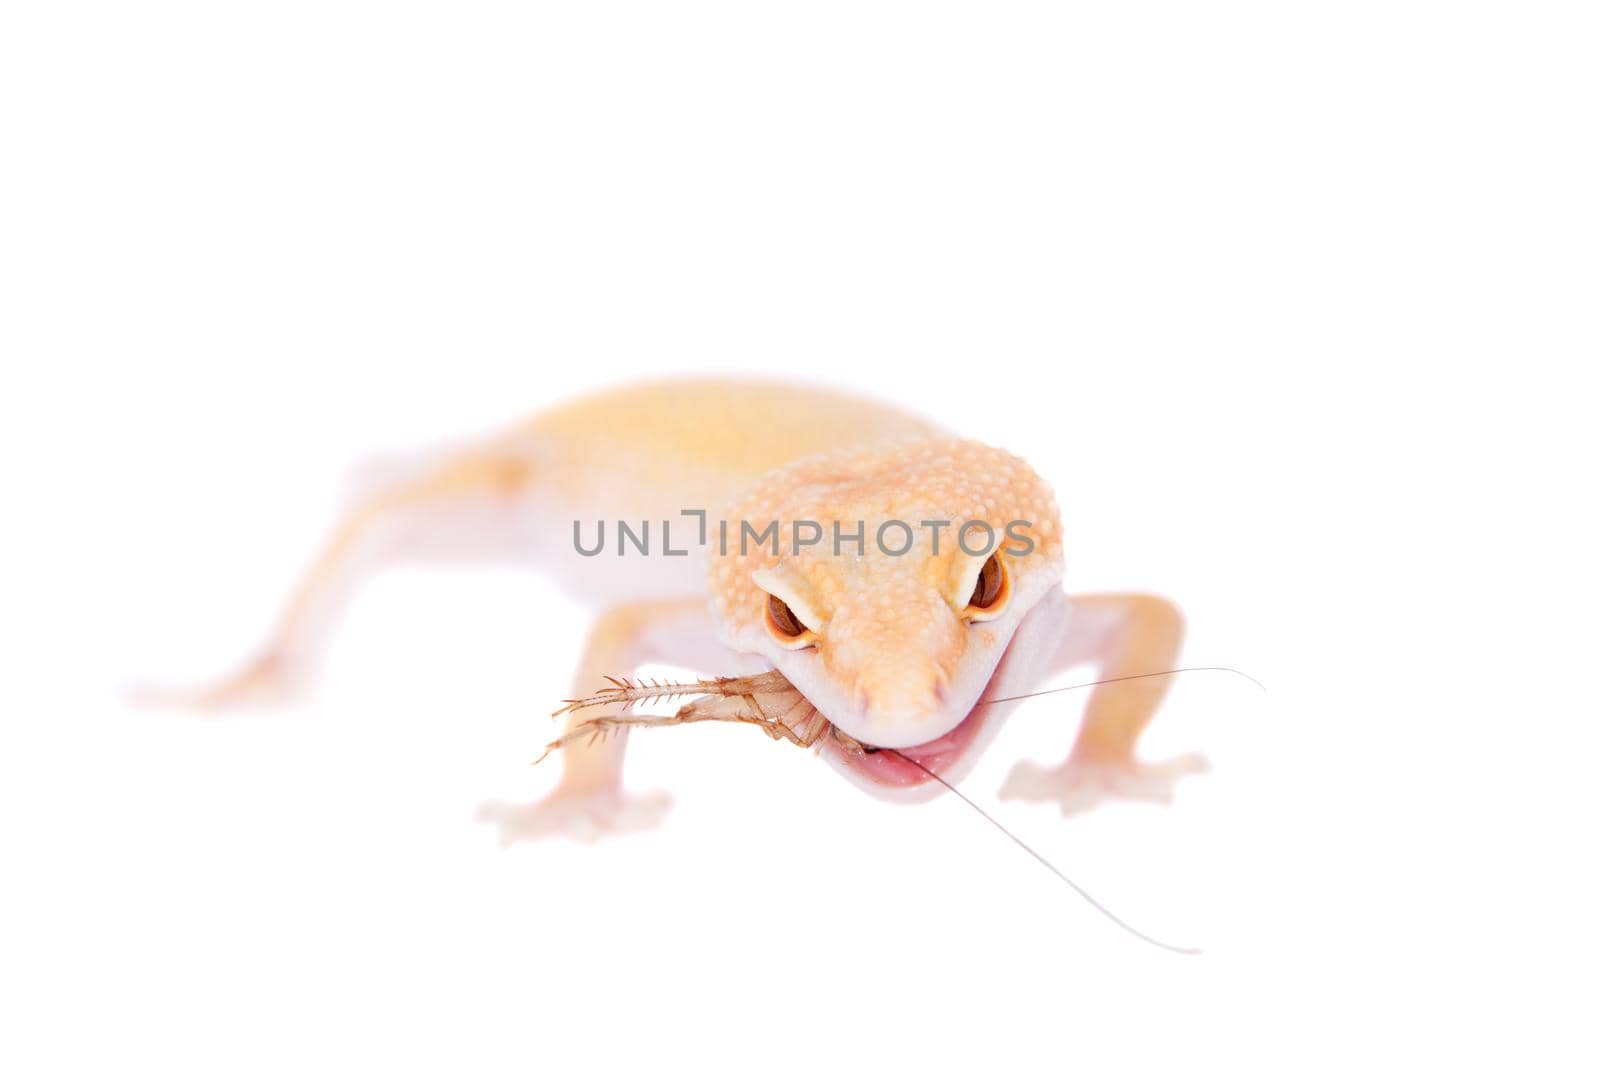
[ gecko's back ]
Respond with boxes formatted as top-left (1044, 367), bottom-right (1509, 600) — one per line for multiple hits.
top-left (525, 377), bottom-right (944, 485)
top-left (451, 378), bottom-right (947, 605)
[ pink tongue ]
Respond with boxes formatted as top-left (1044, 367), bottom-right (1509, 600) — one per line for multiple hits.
top-left (852, 703), bottom-right (991, 787)
top-left (858, 751), bottom-right (927, 786)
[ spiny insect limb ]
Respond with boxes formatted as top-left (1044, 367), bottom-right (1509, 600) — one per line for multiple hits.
top-left (551, 681), bottom-right (690, 718)
top-left (535, 675), bottom-right (829, 765)
top-left (533, 710), bottom-right (706, 765)
top-left (548, 671), bottom-right (795, 720)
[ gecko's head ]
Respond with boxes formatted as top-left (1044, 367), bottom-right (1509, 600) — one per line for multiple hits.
top-left (709, 437), bottom-right (1064, 792)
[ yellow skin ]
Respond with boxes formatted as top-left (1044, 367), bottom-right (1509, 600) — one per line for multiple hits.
top-left (153, 379), bottom-right (1203, 840)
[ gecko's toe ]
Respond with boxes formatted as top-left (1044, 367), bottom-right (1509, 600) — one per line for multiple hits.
top-left (476, 788), bottom-right (671, 845)
top-left (1000, 753), bottom-right (1208, 817)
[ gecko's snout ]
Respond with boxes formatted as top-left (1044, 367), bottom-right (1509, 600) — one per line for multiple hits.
top-left (831, 677), bottom-right (964, 751)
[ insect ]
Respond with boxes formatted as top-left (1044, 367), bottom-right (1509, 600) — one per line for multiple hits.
top-left (149, 379), bottom-right (1211, 946)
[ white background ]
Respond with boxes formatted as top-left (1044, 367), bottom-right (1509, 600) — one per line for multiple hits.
top-left (3, 2), bottom-right (1596, 1064)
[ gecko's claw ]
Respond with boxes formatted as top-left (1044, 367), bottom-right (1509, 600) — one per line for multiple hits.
top-left (476, 788), bottom-right (672, 845)
top-left (999, 753), bottom-right (1209, 817)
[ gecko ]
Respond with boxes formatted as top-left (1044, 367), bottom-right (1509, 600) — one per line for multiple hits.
top-left (154, 378), bottom-right (1204, 842)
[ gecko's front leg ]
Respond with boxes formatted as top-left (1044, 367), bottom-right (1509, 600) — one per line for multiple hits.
top-left (1000, 593), bottom-right (1207, 816)
top-left (477, 599), bottom-right (755, 844)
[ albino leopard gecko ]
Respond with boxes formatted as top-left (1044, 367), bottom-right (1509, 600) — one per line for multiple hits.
top-left (154, 378), bottom-right (1204, 845)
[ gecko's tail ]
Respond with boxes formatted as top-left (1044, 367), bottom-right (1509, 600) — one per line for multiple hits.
top-left (132, 433), bottom-right (543, 713)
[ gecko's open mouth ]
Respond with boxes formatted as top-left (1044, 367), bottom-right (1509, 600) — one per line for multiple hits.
top-left (823, 701), bottom-right (995, 788)
top-left (813, 656), bottom-right (1018, 792)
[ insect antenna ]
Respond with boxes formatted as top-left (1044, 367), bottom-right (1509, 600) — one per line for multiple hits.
top-left (884, 749), bottom-right (1202, 956)
top-left (883, 665), bottom-right (1266, 955)
top-left (979, 665), bottom-right (1266, 709)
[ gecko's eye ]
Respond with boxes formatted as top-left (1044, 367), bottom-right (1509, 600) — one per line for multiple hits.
top-left (964, 551), bottom-right (1010, 620)
top-left (766, 594), bottom-right (816, 648)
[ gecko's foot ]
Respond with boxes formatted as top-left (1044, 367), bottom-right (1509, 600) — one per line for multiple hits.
top-left (126, 652), bottom-right (299, 713)
top-left (999, 753), bottom-right (1208, 817)
top-left (476, 787), bottom-right (671, 845)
